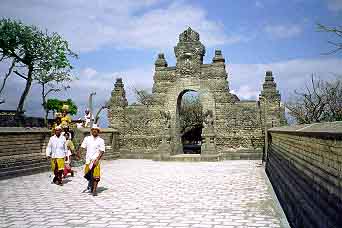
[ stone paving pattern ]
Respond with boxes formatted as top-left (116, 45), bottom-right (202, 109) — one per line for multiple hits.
top-left (0, 160), bottom-right (285, 228)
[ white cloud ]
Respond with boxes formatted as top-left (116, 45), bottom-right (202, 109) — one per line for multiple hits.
top-left (0, 0), bottom-right (245, 52)
top-left (327, 0), bottom-right (342, 12)
top-left (265, 24), bottom-right (302, 39)
top-left (229, 58), bottom-right (342, 101)
top-left (231, 85), bottom-right (259, 100)
top-left (255, 1), bottom-right (264, 8)
top-left (80, 68), bottom-right (98, 79)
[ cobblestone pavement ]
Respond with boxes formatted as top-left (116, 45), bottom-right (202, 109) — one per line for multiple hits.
top-left (0, 160), bottom-right (288, 228)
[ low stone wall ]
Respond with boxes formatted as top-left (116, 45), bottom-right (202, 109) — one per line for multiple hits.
top-left (73, 128), bottom-right (120, 160)
top-left (266, 122), bottom-right (342, 228)
top-left (0, 127), bottom-right (120, 179)
top-left (0, 110), bottom-right (55, 127)
top-left (0, 127), bottom-right (51, 179)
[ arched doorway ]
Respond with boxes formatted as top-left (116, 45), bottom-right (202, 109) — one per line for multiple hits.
top-left (176, 90), bottom-right (203, 154)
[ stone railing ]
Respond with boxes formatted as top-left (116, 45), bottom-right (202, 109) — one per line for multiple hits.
top-left (0, 127), bottom-right (51, 179)
top-left (73, 128), bottom-right (120, 160)
top-left (266, 122), bottom-right (342, 228)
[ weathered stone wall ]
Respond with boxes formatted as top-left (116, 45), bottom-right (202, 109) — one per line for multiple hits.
top-left (216, 101), bottom-right (263, 159)
top-left (117, 105), bottom-right (163, 159)
top-left (0, 110), bottom-right (54, 127)
top-left (73, 128), bottom-right (120, 160)
top-left (266, 122), bottom-right (342, 228)
top-left (0, 128), bottom-right (51, 179)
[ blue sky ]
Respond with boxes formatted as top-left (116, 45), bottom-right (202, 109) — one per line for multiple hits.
top-left (1, 0), bottom-right (342, 126)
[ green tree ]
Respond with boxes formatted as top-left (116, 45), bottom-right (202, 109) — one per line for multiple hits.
top-left (0, 18), bottom-right (77, 115)
top-left (63, 99), bottom-right (78, 116)
top-left (37, 69), bottom-right (73, 126)
top-left (46, 98), bottom-right (62, 118)
top-left (46, 98), bottom-right (78, 119)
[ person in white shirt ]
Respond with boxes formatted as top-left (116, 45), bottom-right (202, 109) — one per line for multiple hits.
top-left (46, 126), bottom-right (67, 185)
top-left (84, 109), bottom-right (94, 127)
top-left (79, 124), bottom-right (105, 196)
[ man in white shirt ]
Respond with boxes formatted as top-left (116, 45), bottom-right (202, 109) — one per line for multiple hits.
top-left (84, 109), bottom-right (94, 127)
top-left (79, 124), bottom-right (105, 196)
top-left (46, 125), bottom-right (67, 185)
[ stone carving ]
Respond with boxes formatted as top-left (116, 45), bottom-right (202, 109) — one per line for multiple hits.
top-left (203, 110), bottom-right (214, 129)
top-left (174, 27), bottom-right (205, 77)
top-left (107, 27), bottom-right (286, 160)
top-left (155, 53), bottom-right (168, 68)
top-left (160, 110), bottom-right (171, 130)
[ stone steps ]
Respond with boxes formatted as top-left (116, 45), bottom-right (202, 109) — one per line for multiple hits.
top-left (103, 154), bottom-right (120, 160)
top-left (0, 158), bottom-right (45, 170)
top-left (168, 154), bottom-right (221, 162)
top-left (220, 151), bottom-right (262, 160)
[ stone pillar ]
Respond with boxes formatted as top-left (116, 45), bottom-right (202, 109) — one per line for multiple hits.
top-left (155, 127), bottom-right (172, 161)
top-left (200, 110), bottom-right (219, 161)
top-left (201, 126), bottom-right (216, 155)
top-left (259, 71), bottom-right (285, 162)
top-left (154, 53), bottom-right (168, 68)
top-left (152, 53), bottom-right (169, 105)
top-left (108, 78), bottom-right (128, 129)
top-left (212, 49), bottom-right (225, 64)
top-left (259, 71), bottom-right (283, 128)
top-left (107, 78), bottom-right (128, 156)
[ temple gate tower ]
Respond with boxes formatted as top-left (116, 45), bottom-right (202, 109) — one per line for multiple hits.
top-left (108, 27), bottom-right (285, 161)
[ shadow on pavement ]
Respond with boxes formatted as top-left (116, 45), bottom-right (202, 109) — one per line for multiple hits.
top-left (97, 186), bottom-right (108, 193)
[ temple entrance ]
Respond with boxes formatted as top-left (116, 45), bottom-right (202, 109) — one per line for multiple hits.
top-left (177, 91), bottom-right (203, 154)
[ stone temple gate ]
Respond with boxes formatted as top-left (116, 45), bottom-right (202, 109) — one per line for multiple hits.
top-left (108, 27), bottom-right (286, 161)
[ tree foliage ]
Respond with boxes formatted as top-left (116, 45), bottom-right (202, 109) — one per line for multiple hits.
top-left (0, 18), bottom-right (77, 115)
top-left (64, 99), bottom-right (78, 116)
top-left (134, 88), bottom-right (155, 106)
top-left (179, 94), bottom-right (203, 134)
top-left (46, 99), bottom-right (61, 115)
top-left (46, 98), bottom-right (78, 116)
top-left (286, 76), bottom-right (342, 124)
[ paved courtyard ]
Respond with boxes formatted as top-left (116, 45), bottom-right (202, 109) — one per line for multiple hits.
top-left (0, 160), bottom-right (288, 228)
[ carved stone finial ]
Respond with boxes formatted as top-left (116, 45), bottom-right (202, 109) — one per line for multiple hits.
top-left (212, 49), bottom-right (225, 63)
top-left (110, 78), bottom-right (128, 107)
top-left (174, 27), bottom-right (206, 72)
top-left (179, 27), bottom-right (200, 42)
top-left (115, 78), bottom-right (124, 87)
top-left (155, 53), bottom-right (168, 67)
top-left (260, 71), bottom-right (280, 101)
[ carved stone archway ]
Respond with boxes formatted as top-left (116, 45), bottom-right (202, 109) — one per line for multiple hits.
top-left (108, 27), bottom-right (285, 161)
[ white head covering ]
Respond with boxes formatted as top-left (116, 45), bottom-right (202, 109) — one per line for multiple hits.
top-left (55, 125), bottom-right (62, 130)
top-left (91, 124), bottom-right (100, 132)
